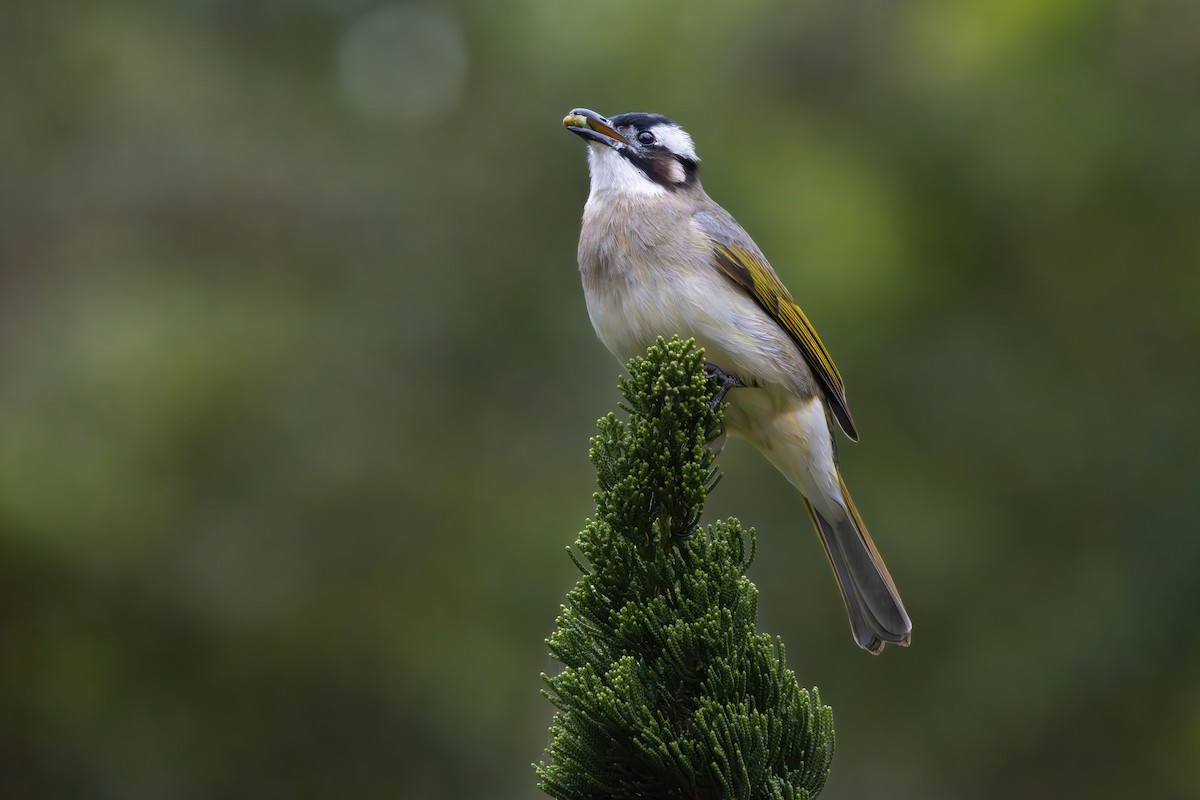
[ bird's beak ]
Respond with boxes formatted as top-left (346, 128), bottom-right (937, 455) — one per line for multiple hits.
top-left (563, 108), bottom-right (628, 149)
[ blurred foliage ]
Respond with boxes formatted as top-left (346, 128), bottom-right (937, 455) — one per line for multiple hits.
top-left (1, 1), bottom-right (1198, 798)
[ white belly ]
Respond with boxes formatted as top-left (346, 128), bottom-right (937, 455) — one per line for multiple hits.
top-left (584, 267), bottom-right (805, 391)
top-left (583, 269), bottom-right (843, 514)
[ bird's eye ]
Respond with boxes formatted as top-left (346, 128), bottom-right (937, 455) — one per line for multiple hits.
top-left (636, 131), bottom-right (657, 145)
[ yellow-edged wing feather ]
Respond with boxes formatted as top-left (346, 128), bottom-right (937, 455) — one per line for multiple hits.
top-left (709, 240), bottom-right (858, 440)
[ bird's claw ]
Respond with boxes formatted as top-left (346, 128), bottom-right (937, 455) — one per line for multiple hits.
top-left (705, 362), bottom-right (744, 409)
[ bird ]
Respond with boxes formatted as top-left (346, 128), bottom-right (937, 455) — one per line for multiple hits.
top-left (563, 107), bottom-right (911, 654)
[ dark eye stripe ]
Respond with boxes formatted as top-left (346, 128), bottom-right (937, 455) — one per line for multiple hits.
top-left (618, 147), bottom-right (700, 191)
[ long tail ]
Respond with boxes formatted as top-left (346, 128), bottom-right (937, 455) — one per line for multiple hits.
top-left (802, 474), bottom-right (911, 654)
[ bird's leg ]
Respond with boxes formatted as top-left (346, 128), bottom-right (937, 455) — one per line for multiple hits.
top-left (704, 362), bottom-right (743, 455)
top-left (704, 362), bottom-right (744, 409)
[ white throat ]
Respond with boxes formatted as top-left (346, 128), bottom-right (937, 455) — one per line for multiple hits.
top-left (585, 145), bottom-right (667, 200)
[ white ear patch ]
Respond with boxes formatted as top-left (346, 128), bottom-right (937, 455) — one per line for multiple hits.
top-left (662, 158), bottom-right (686, 183)
top-left (651, 124), bottom-right (698, 161)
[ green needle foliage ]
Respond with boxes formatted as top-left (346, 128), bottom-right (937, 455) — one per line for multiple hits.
top-left (537, 337), bottom-right (835, 800)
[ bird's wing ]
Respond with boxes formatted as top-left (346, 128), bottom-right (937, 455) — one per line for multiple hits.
top-left (698, 208), bottom-right (858, 440)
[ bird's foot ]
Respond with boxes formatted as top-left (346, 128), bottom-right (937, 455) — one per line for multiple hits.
top-left (704, 362), bottom-right (744, 409)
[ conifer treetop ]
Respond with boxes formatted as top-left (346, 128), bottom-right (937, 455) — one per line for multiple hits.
top-left (537, 337), bottom-right (835, 800)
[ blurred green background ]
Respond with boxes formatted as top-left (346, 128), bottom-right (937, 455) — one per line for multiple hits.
top-left (3, 1), bottom-right (1199, 797)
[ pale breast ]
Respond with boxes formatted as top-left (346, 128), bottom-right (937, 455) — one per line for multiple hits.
top-left (577, 198), bottom-right (814, 398)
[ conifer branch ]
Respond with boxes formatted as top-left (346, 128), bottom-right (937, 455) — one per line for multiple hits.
top-left (537, 337), bottom-right (835, 800)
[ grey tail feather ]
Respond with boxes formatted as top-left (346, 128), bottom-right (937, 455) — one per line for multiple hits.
top-left (802, 497), bottom-right (912, 654)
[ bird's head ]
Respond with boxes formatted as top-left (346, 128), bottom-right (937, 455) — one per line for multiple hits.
top-left (563, 108), bottom-right (701, 197)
